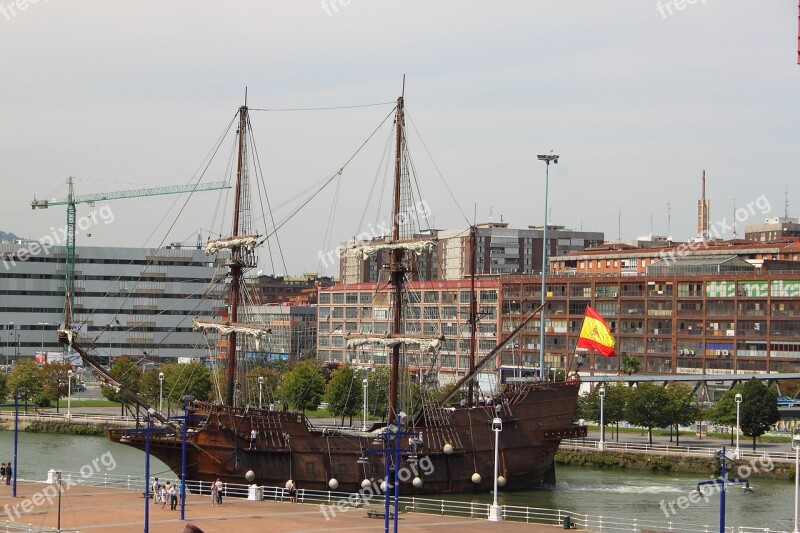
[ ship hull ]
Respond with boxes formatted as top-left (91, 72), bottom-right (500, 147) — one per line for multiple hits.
top-left (110, 381), bottom-right (585, 494)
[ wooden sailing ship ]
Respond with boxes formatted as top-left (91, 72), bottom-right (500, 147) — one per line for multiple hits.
top-left (58, 90), bottom-right (586, 494)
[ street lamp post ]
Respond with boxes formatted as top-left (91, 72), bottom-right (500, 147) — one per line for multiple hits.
top-left (159, 372), bottom-right (164, 413)
top-left (5, 322), bottom-right (12, 368)
top-left (258, 376), bottom-right (264, 410)
top-left (362, 378), bottom-right (368, 431)
top-left (38, 322), bottom-right (49, 354)
top-left (599, 385), bottom-right (606, 451)
top-left (735, 393), bottom-right (742, 459)
top-left (536, 152), bottom-right (558, 381)
top-left (67, 369), bottom-right (73, 419)
top-left (792, 428), bottom-right (800, 533)
top-left (488, 416), bottom-right (503, 521)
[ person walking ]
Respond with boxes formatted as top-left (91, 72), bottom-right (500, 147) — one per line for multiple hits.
top-left (210, 479), bottom-right (218, 507)
top-left (0, 464), bottom-right (6, 480)
top-left (169, 482), bottom-right (178, 510)
top-left (5, 463), bottom-right (11, 485)
top-left (215, 478), bottom-right (223, 505)
top-left (152, 477), bottom-right (161, 504)
top-left (161, 482), bottom-right (170, 509)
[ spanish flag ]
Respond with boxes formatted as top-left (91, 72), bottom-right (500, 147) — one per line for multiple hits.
top-left (576, 305), bottom-right (616, 357)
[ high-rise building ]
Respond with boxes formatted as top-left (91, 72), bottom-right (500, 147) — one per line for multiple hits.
top-left (0, 242), bottom-right (223, 361)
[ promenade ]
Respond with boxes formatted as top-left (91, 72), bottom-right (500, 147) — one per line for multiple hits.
top-left (0, 481), bottom-right (563, 533)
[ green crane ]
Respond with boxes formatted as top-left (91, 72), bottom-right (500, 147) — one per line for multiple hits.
top-left (31, 177), bottom-right (230, 325)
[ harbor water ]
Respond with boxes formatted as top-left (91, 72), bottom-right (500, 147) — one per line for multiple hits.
top-left (1, 431), bottom-right (794, 531)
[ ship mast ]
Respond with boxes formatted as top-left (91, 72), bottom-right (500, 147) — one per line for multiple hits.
top-left (388, 91), bottom-right (405, 422)
top-left (467, 225), bottom-right (477, 406)
top-left (226, 103), bottom-right (248, 407)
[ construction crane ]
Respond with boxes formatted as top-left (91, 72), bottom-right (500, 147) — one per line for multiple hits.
top-left (31, 177), bottom-right (230, 325)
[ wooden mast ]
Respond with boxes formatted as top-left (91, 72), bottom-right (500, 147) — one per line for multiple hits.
top-left (226, 103), bottom-right (247, 407)
top-left (388, 91), bottom-right (404, 422)
top-left (467, 225), bottom-right (477, 406)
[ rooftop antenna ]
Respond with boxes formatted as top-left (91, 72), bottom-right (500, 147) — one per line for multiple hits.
top-left (650, 214), bottom-right (654, 235)
top-left (617, 207), bottom-right (622, 242)
top-left (667, 202), bottom-right (671, 237)
top-left (732, 198), bottom-right (737, 239)
top-left (786, 186), bottom-right (790, 222)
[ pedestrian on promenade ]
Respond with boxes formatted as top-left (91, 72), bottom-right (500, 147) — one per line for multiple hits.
top-left (210, 479), bottom-right (218, 506)
top-left (288, 480), bottom-right (296, 503)
top-left (215, 478), bottom-right (223, 505)
top-left (5, 463), bottom-right (11, 485)
top-left (161, 482), bottom-right (169, 509)
top-left (169, 482), bottom-right (178, 510)
top-left (152, 477), bottom-right (160, 503)
top-left (0, 464), bottom-right (5, 479)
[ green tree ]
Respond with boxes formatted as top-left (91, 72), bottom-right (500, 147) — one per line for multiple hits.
top-left (245, 366), bottom-right (283, 409)
top-left (279, 359), bottom-right (325, 413)
top-left (161, 362), bottom-right (213, 405)
top-left (620, 355), bottom-right (641, 376)
top-left (0, 372), bottom-right (7, 405)
top-left (664, 382), bottom-right (700, 446)
top-left (625, 382), bottom-right (669, 445)
top-left (366, 367), bottom-right (391, 420)
top-left (325, 364), bottom-right (363, 425)
top-left (709, 385), bottom-right (743, 445)
top-left (8, 359), bottom-right (43, 411)
top-left (40, 361), bottom-right (73, 412)
top-left (604, 383), bottom-right (631, 441)
top-left (140, 368), bottom-right (162, 408)
top-left (577, 383), bottom-right (630, 442)
top-left (740, 378), bottom-right (779, 451)
top-left (101, 357), bottom-right (141, 416)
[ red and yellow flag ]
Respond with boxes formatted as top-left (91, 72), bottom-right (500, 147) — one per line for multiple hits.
top-left (576, 305), bottom-right (616, 357)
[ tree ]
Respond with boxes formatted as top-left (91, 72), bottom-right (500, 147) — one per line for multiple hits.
top-left (161, 362), bottom-right (213, 405)
top-left (7, 359), bottom-right (42, 412)
top-left (577, 383), bottom-right (630, 441)
top-left (325, 364), bottom-right (363, 425)
top-left (366, 367), bottom-right (391, 420)
top-left (709, 385), bottom-right (743, 445)
top-left (279, 359), bottom-right (325, 413)
top-left (0, 372), bottom-right (7, 405)
top-left (40, 361), bottom-right (73, 412)
top-left (625, 382), bottom-right (669, 445)
top-left (739, 378), bottom-right (779, 451)
top-left (245, 366), bottom-right (283, 408)
top-left (140, 368), bottom-right (162, 408)
top-left (663, 382), bottom-right (700, 446)
top-left (604, 383), bottom-right (631, 441)
top-left (101, 357), bottom-right (141, 416)
top-left (620, 355), bottom-right (641, 376)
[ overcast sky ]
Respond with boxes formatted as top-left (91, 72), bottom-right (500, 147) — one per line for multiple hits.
top-left (2, 1), bottom-right (798, 275)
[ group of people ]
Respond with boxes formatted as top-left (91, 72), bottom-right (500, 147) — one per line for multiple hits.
top-left (210, 478), bottom-right (223, 506)
top-left (151, 477), bottom-right (225, 509)
top-left (0, 463), bottom-right (12, 485)
top-left (151, 477), bottom-right (179, 510)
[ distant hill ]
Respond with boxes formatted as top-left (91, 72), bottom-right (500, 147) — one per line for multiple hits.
top-left (0, 231), bottom-right (20, 242)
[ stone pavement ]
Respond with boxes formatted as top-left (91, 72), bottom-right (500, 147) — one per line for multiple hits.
top-left (0, 482), bottom-right (563, 533)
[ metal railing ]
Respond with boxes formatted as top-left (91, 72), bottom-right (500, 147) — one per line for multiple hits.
top-left (561, 438), bottom-right (796, 462)
top-left (0, 523), bottom-right (79, 533)
top-left (17, 472), bottom-right (787, 533)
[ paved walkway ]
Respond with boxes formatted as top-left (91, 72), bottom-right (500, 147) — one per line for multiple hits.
top-left (0, 482), bottom-right (563, 533)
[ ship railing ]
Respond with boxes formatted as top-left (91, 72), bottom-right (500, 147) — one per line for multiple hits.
top-left (561, 438), bottom-right (796, 462)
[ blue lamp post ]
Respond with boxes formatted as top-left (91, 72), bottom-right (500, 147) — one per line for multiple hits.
top-left (692, 446), bottom-right (753, 533)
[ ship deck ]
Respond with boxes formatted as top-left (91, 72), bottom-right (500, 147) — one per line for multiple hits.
top-left (0, 481), bottom-right (565, 532)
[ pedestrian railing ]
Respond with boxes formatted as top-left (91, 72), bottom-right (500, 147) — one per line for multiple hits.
top-left (18, 473), bottom-right (788, 533)
top-left (0, 523), bottom-right (79, 533)
top-left (561, 439), bottom-right (795, 462)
